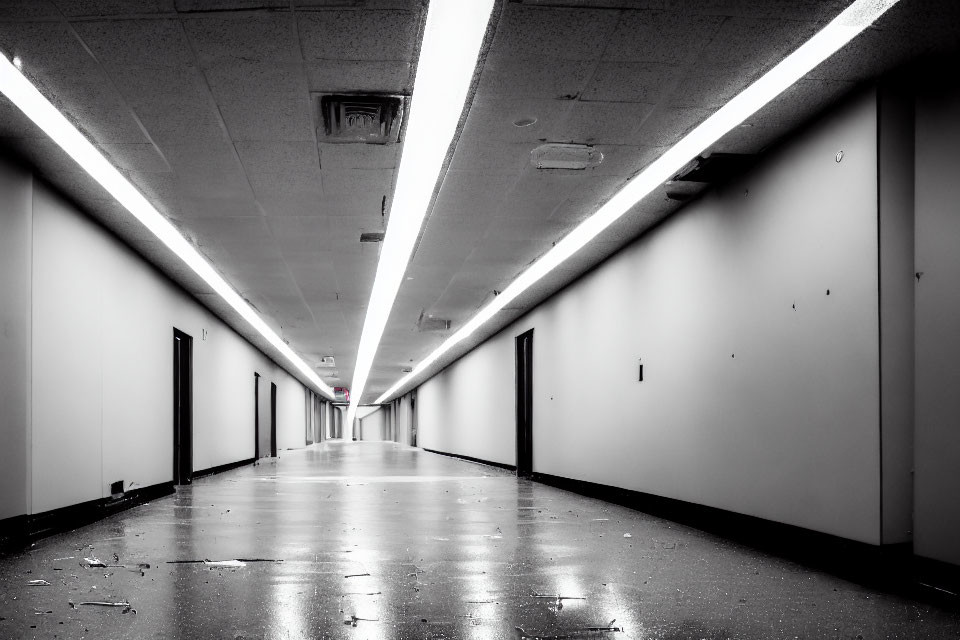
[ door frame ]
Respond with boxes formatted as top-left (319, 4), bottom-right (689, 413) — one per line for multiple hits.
top-left (515, 329), bottom-right (534, 477)
top-left (270, 382), bottom-right (278, 457)
top-left (173, 328), bottom-right (193, 485)
top-left (254, 373), bottom-right (261, 458)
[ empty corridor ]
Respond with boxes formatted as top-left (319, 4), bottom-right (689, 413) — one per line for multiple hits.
top-left (0, 441), bottom-right (958, 639)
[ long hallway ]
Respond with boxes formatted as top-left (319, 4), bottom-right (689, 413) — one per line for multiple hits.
top-left (1, 442), bottom-right (958, 639)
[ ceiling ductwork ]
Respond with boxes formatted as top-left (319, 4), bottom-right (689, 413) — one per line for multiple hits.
top-left (317, 94), bottom-right (405, 144)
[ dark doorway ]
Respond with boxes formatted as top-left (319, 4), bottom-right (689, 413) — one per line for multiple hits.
top-left (254, 373), bottom-right (261, 459)
top-left (270, 382), bottom-right (278, 457)
top-left (410, 394), bottom-right (417, 447)
top-left (516, 329), bottom-right (534, 477)
top-left (173, 328), bottom-right (193, 485)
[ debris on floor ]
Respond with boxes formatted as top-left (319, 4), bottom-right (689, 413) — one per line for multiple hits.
top-left (203, 560), bottom-right (246, 568)
top-left (27, 579), bottom-right (51, 586)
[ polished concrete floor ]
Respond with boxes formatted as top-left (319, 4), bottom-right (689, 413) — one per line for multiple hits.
top-left (1, 441), bottom-right (958, 639)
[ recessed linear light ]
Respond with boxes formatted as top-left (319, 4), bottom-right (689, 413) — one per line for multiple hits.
top-left (373, 0), bottom-right (901, 405)
top-left (345, 0), bottom-right (496, 426)
top-left (0, 55), bottom-right (335, 401)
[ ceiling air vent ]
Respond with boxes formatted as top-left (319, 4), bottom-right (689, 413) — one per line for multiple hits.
top-left (317, 94), bottom-right (404, 144)
top-left (360, 232), bottom-right (385, 243)
top-left (530, 143), bottom-right (603, 170)
top-left (317, 356), bottom-right (336, 368)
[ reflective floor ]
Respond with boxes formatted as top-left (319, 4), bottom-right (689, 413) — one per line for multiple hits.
top-left (1, 441), bottom-right (958, 639)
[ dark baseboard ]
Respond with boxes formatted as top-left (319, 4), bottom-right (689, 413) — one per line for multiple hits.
top-left (531, 471), bottom-right (960, 602)
top-left (193, 457), bottom-right (255, 480)
top-left (0, 481), bottom-right (175, 554)
top-left (422, 447), bottom-right (516, 472)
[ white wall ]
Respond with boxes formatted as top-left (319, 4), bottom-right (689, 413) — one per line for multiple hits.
top-left (417, 90), bottom-right (884, 544)
top-left (0, 159), bottom-right (32, 521)
top-left (359, 407), bottom-right (386, 441)
top-left (914, 77), bottom-right (960, 566)
top-left (20, 174), bottom-right (310, 515)
top-left (276, 370), bottom-right (306, 451)
top-left (418, 334), bottom-right (515, 465)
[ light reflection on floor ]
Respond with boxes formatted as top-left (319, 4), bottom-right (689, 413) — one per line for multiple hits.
top-left (0, 442), bottom-right (957, 639)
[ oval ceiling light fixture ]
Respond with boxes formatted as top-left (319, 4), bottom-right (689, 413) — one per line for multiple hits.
top-left (531, 142), bottom-right (603, 170)
top-left (346, 0), bottom-right (497, 426)
top-left (374, 0), bottom-right (903, 405)
top-left (0, 54), bottom-right (336, 401)
top-left (514, 116), bottom-right (537, 127)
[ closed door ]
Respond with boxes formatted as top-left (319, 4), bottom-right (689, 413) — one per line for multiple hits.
top-left (173, 329), bottom-right (193, 485)
top-left (516, 329), bottom-right (533, 477)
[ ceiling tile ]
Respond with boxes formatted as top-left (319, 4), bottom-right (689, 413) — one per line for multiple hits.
top-left (664, 0), bottom-right (847, 22)
top-left (73, 19), bottom-right (193, 67)
top-left (505, 167), bottom-right (584, 219)
top-left (550, 174), bottom-right (631, 224)
top-left (602, 10), bottom-right (723, 63)
top-left (184, 13), bottom-right (300, 63)
top-left (488, 5), bottom-right (620, 61)
top-left (177, 194), bottom-right (263, 218)
top-left (634, 105), bottom-right (713, 146)
top-left (432, 171), bottom-right (516, 218)
top-left (204, 61), bottom-right (313, 142)
top-left (297, 10), bottom-right (420, 62)
top-left (185, 215), bottom-right (271, 247)
top-left (236, 140), bottom-right (320, 176)
top-left (175, 0), bottom-right (288, 9)
top-left (322, 168), bottom-right (394, 197)
top-left (316, 192), bottom-right (384, 219)
top-left (319, 143), bottom-right (398, 170)
top-left (0, 21), bottom-right (90, 72)
top-left (3, 55), bottom-right (148, 144)
top-left (581, 61), bottom-right (679, 103)
top-left (589, 144), bottom-right (663, 176)
top-left (669, 72), bottom-right (748, 109)
top-left (101, 143), bottom-right (171, 174)
top-left (694, 17), bottom-right (822, 77)
top-left (560, 100), bottom-right (656, 144)
top-left (460, 96), bottom-right (576, 143)
top-left (53, 0), bottom-right (175, 15)
top-left (478, 58), bottom-right (594, 100)
top-left (0, 1), bottom-right (61, 19)
top-left (306, 59), bottom-right (412, 93)
top-left (255, 190), bottom-right (327, 218)
top-left (108, 64), bottom-right (227, 143)
top-left (449, 138), bottom-right (533, 175)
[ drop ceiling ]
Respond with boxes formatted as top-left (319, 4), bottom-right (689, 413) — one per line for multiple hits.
top-left (0, 0), bottom-right (956, 403)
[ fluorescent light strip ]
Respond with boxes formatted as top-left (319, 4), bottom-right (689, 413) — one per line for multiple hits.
top-left (374, 0), bottom-right (901, 404)
top-left (0, 56), bottom-right (335, 399)
top-left (346, 0), bottom-right (495, 426)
